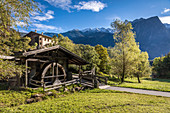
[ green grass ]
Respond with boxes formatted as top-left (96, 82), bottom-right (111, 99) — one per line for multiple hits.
top-left (0, 83), bottom-right (87, 109)
top-left (1, 89), bottom-right (170, 113)
top-left (0, 83), bottom-right (68, 108)
top-left (108, 77), bottom-right (170, 92)
top-left (0, 86), bottom-right (44, 108)
top-left (0, 82), bottom-right (170, 113)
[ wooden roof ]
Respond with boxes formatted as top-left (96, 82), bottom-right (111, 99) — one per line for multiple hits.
top-left (20, 45), bottom-right (88, 65)
top-left (23, 31), bottom-right (52, 39)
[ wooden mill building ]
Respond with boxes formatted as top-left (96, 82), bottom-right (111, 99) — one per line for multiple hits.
top-left (15, 45), bottom-right (91, 90)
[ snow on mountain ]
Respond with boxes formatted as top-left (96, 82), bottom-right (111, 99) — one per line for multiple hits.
top-left (164, 23), bottom-right (170, 29)
top-left (81, 27), bottom-right (114, 33)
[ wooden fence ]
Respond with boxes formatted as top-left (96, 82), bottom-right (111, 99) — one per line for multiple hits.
top-left (29, 67), bottom-right (108, 91)
top-left (30, 79), bottom-right (79, 91)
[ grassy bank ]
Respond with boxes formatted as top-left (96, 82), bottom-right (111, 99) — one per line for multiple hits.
top-left (0, 89), bottom-right (170, 113)
top-left (108, 77), bottom-right (170, 92)
top-left (0, 83), bottom-right (76, 109)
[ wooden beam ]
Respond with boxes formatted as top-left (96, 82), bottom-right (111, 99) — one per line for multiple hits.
top-left (44, 86), bottom-right (62, 91)
top-left (30, 79), bottom-right (43, 83)
top-left (56, 63), bottom-right (58, 76)
top-left (30, 82), bottom-right (41, 87)
top-left (42, 75), bottom-right (65, 79)
top-left (27, 58), bottom-right (50, 63)
top-left (52, 63), bottom-right (55, 81)
top-left (25, 59), bottom-right (28, 87)
top-left (45, 79), bottom-right (77, 88)
top-left (34, 56), bottom-right (68, 60)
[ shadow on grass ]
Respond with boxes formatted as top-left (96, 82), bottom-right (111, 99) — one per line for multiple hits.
top-left (124, 80), bottom-right (138, 83)
top-left (144, 78), bottom-right (170, 83)
top-left (0, 82), bottom-right (42, 96)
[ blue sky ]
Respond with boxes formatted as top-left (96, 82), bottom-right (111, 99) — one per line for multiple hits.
top-left (18, 0), bottom-right (170, 33)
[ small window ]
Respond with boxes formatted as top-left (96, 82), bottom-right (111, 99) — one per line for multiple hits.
top-left (39, 38), bottom-right (41, 40)
top-left (44, 38), bottom-right (46, 41)
top-left (48, 39), bottom-right (49, 42)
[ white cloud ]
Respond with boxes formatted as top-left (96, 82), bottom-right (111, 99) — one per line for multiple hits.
top-left (44, 0), bottom-right (72, 12)
top-left (32, 10), bottom-right (54, 21)
top-left (19, 29), bottom-right (28, 33)
top-left (161, 8), bottom-right (170, 14)
top-left (32, 23), bottom-right (63, 32)
top-left (74, 1), bottom-right (107, 12)
top-left (159, 16), bottom-right (170, 24)
top-left (16, 21), bottom-right (27, 26)
top-left (44, 0), bottom-right (106, 12)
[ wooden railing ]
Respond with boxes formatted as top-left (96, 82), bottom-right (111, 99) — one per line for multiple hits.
top-left (30, 79), bottom-right (79, 91)
top-left (74, 67), bottom-right (108, 88)
top-left (44, 79), bottom-right (79, 91)
top-left (29, 67), bottom-right (108, 91)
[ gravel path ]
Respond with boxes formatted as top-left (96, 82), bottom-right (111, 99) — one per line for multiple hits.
top-left (99, 85), bottom-right (170, 97)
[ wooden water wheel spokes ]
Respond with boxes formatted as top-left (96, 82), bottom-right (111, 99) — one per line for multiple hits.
top-left (41, 62), bottom-right (66, 86)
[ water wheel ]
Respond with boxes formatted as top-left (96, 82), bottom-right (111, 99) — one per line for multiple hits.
top-left (41, 63), bottom-right (66, 86)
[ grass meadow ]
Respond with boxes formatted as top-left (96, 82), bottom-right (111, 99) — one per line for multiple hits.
top-left (0, 87), bottom-right (170, 113)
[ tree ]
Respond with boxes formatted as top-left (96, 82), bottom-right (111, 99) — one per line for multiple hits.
top-left (111, 20), bottom-right (151, 83)
top-left (0, 0), bottom-right (39, 80)
top-left (58, 34), bottom-right (75, 52)
top-left (134, 52), bottom-right (151, 83)
top-left (95, 45), bottom-right (110, 74)
top-left (107, 47), bottom-right (115, 58)
top-left (0, 59), bottom-right (25, 81)
top-left (74, 44), bottom-right (101, 72)
top-left (0, 0), bottom-right (39, 35)
top-left (152, 53), bottom-right (170, 78)
top-left (0, 0), bottom-right (39, 55)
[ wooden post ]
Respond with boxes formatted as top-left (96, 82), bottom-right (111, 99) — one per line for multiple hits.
top-left (92, 75), bottom-right (95, 88)
top-left (56, 63), bottom-right (58, 76)
top-left (25, 59), bottom-right (28, 87)
top-left (78, 65), bottom-right (82, 83)
top-left (52, 62), bottom-right (55, 81)
top-left (63, 84), bottom-right (66, 92)
top-left (105, 78), bottom-right (108, 85)
top-left (52, 63), bottom-right (55, 76)
top-left (43, 82), bottom-right (45, 92)
top-left (94, 76), bottom-right (99, 88)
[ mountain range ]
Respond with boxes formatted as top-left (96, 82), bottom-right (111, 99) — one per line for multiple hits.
top-left (131, 16), bottom-right (170, 60)
top-left (21, 16), bottom-right (170, 60)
